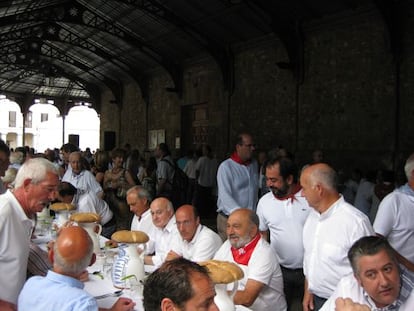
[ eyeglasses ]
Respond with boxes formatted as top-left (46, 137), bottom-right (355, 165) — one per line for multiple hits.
top-left (176, 220), bottom-right (193, 227)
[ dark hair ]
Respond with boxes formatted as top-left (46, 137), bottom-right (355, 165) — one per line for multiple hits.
top-left (58, 181), bottom-right (77, 197)
top-left (111, 148), bottom-right (126, 160)
top-left (60, 143), bottom-right (79, 153)
top-left (143, 258), bottom-right (210, 311)
top-left (158, 143), bottom-right (171, 156)
top-left (348, 236), bottom-right (397, 275)
top-left (0, 139), bottom-right (10, 157)
top-left (265, 156), bottom-right (298, 183)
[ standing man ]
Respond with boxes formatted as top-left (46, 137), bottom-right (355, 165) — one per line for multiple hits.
top-left (18, 226), bottom-right (135, 311)
top-left (320, 236), bottom-right (414, 311)
top-left (374, 152), bottom-right (414, 265)
top-left (167, 204), bottom-right (222, 262)
top-left (154, 143), bottom-right (175, 200)
top-left (216, 132), bottom-right (259, 240)
top-left (0, 139), bottom-right (10, 194)
top-left (143, 257), bottom-right (218, 311)
top-left (257, 156), bottom-right (311, 310)
top-left (144, 197), bottom-right (178, 268)
top-left (214, 208), bottom-right (286, 311)
top-left (0, 157), bottom-right (59, 310)
top-left (62, 151), bottom-right (103, 198)
top-left (300, 163), bottom-right (374, 311)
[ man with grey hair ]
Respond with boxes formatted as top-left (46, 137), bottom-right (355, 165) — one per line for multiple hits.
top-left (18, 226), bottom-right (135, 311)
top-left (300, 163), bottom-right (374, 311)
top-left (214, 208), bottom-right (286, 311)
top-left (320, 236), bottom-right (414, 310)
top-left (62, 151), bottom-right (103, 198)
top-left (0, 157), bottom-right (59, 310)
top-left (374, 152), bottom-right (414, 265)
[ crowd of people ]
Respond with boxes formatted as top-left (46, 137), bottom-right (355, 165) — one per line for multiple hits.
top-left (0, 134), bottom-right (413, 311)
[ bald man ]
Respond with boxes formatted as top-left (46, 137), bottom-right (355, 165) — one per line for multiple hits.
top-left (300, 163), bottom-right (374, 311)
top-left (166, 204), bottom-right (222, 262)
top-left (144, 197), bottom-right (178, 267)
top-left (18, 226), bottom-right (135, 311)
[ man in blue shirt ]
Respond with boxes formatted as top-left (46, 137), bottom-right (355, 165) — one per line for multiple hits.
top-left (18, 226), bottom-right (135, 311)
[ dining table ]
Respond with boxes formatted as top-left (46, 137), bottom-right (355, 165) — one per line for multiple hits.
top-left (31, 221), bottom-right (252, 311)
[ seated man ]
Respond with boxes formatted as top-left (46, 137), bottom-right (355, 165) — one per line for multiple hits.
top-left (214, 208), bottom-right (286, 311)
top-left (143, 257), bottom-right (218, 311)
top-left (144, 197), bottom-right (178, 267)
top-left (320, 236), bottom-right (414, 310)
top-left (166, 204), bottom-right (222, 262)
top-left (18, 226), bottom-right (135, 311)
top-left (57, 182), bottom-right (115, 238)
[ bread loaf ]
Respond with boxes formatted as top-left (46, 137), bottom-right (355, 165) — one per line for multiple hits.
top-left (198, 260), bottom-right (244, 284)
top-left (50, 202), bottom-right (76, 212)
top-left (111, 230), bottom-right (149, 243)
top-left (70, 212), bottom-right (101, 223)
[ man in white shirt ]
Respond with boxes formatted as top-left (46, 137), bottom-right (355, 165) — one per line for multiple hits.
top-left (0, 158), bottom-right (59, 310)
top-left (257, 156), bottom-right (311, 310)
top-left (167, 204), bottom-right (222, 262)
top-left (56, 181), bottom-right (115, 238)
top-left (214, 208), bottom-right (286, 311)
top-left (374, 152), bottom-right (414, 265)
top-left (321, 236), bottom-right (414, 311)
top-left (300, 163), bottom-right (374, 311)
top-left (216, 132), bottom-right (259, 240)
top-left (144, 197), bottom-right (178, 267)
top-left (62, 151), bottom-right (103, 198)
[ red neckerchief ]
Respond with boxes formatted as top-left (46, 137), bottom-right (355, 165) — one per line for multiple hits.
top-left (274, 184), bottom-right (302, 203)
top-left (230, 152), bottom-right (251, 166)
top-left (231, 233), bottom-right (261, 265)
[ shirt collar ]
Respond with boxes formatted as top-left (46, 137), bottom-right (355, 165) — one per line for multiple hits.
top-left (397, 183), bottom-right (414, 197)
top-left (46, 270), bottom-right (84, 289)
top-left (230, 152), bottom-right (251, 166)
top-left (183, 224), bottom-right (203, 245)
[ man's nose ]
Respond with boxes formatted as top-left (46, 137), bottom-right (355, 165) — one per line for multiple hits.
top-left (378, 272), bottom-right (390, 286)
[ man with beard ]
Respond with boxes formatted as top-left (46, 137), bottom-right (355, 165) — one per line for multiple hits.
top-left (256, 156), bottom-right (311, 311)
top-left (214, 208), bottom-right (286, 311)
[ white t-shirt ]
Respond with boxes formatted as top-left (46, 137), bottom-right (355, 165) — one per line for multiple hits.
top-left (374, 185), bottom-right (414, 263)
top-left (257, 191), bottom-right (311, 269)
top-left (0, 190), bottom-right (34, 304)
top-left (196, 156), bottom-right (218, 187)
top-left (76, 192), bottom-right (113, 225)
top-left (303, 196), bottom-right (374, 299)
top-left (214, 238), bottom-right (287, 311)
top-left (170, 224), bottom-right (222, 262)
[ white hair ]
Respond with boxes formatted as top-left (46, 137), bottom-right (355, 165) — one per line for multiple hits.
top-left (404, 153), bottom-right (414, 181)
top-left (14, 158), bottom-right (59, 188)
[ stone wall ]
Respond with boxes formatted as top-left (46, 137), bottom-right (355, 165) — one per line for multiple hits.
top-left (100, 5), bottom-right (414, 173)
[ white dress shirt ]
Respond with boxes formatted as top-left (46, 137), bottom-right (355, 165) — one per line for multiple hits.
top-left (130, 209), bottom-right (156, 254)
top-left (303, 196), bottom-right (374, 299)
top-left (170, 224), bottom-right (222, 262)
top-left (76, 192), bottom-right (113, 225)
top-left (150, 216), bottom-right (178, 267)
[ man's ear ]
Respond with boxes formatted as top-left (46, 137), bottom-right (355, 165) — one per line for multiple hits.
top-left (89, 253), bottom-right (96, 266)
top-left (23, 178), bottom-right (32, 190)
top-left (48, 248), bottom-right (54, 265)
top-left (160, 298), bottom-right (177, 311)
top-left (287, 175), bottom-right (294, 185)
